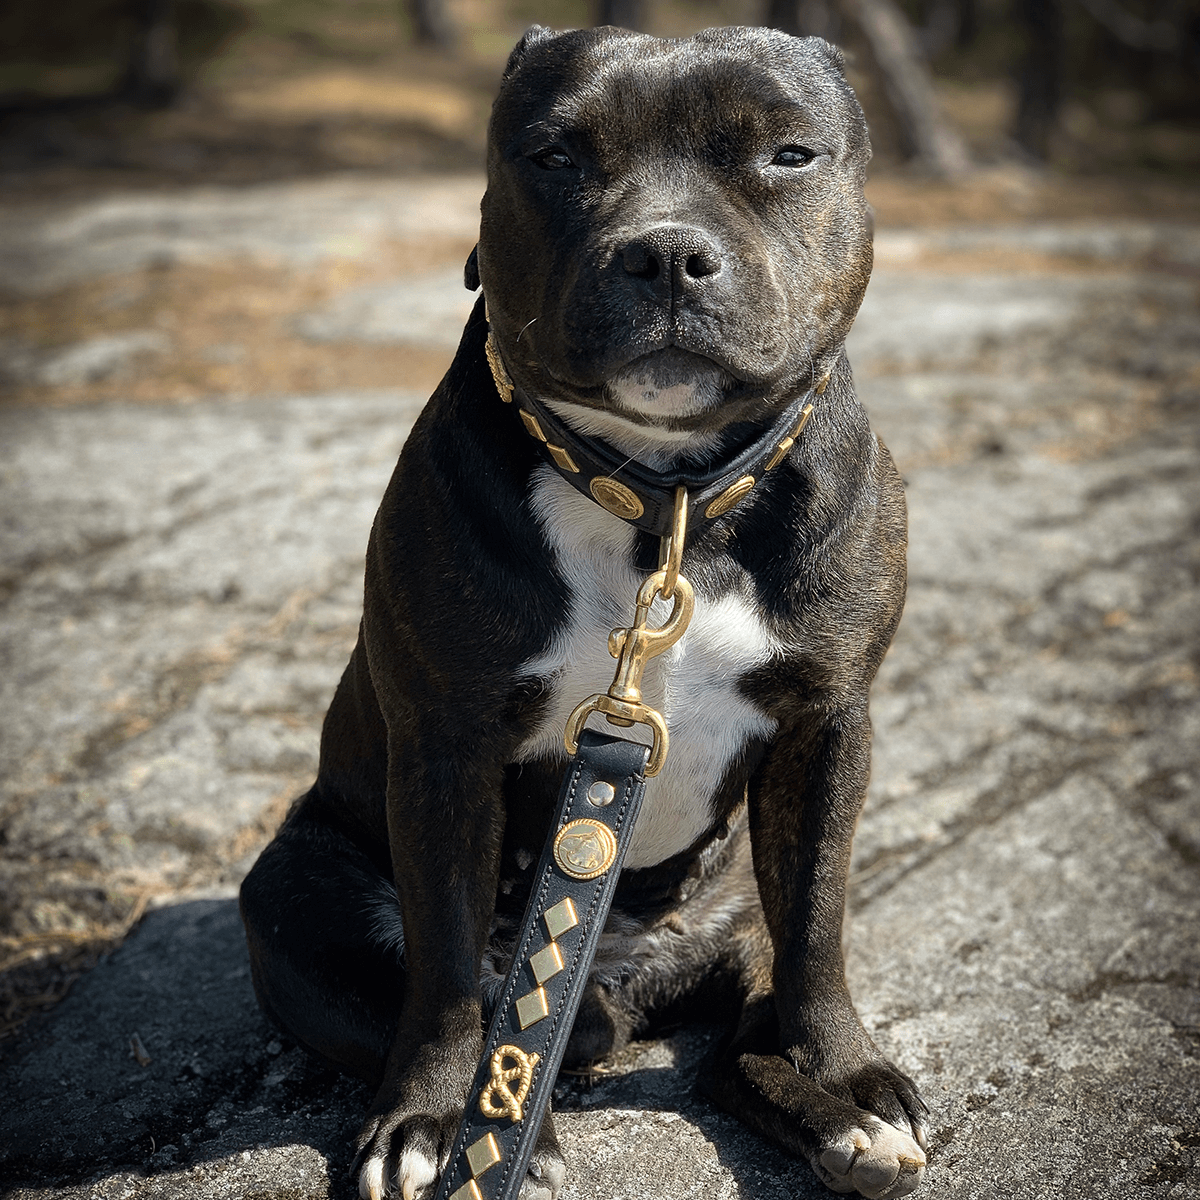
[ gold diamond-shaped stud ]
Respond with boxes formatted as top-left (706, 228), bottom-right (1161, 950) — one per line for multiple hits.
top-left (546, 444), bottom-right (580, 473)
top-left (519, 410), bottom-right (547, 442)
top-left (449, 1180), bottom-right (483, 1200)
top-left (515, 986), bottom-right (549, 1029)
top-left (529, 942), bottom-right (564, 985)
top-left (543, 898), bottom-right (578, 940)
top-left (466, 1132), bottom-right (502, 1179)
top-left (765, 437), bottom-right (794, 473)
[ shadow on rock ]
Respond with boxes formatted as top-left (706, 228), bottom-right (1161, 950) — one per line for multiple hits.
top-left (0, 898), bottom-right (368, 1195)
top-left (1, 898), bottom-right (829, 1199)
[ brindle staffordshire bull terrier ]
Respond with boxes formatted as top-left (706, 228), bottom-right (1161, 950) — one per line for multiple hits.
top-left (240, 23), bottom-right (928, 1200)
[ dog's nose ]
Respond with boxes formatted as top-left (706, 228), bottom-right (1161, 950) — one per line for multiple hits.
top-left (620, 226), bottom-right (723, 296)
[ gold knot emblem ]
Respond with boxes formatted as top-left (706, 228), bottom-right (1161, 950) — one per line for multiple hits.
top-left (553, 818), bottom-right (618, 880)
top-left (479, 1044), bottom-right (540, 1123)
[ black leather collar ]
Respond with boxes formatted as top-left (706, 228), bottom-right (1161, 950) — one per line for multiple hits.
top-left (486, 331), bottom-right (823, 539)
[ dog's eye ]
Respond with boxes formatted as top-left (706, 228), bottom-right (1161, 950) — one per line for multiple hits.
top-left (529, 146), bottom-right (575, 171)
top-left (772, 146), bottom-right (816, 167)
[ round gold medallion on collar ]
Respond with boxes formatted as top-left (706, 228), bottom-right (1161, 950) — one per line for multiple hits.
top-left (705, 474), bottom-right (756, 519)
top-left (553, 818), bottom-right (618, 880)
top-left (589, 476), bottom-right (644, 520)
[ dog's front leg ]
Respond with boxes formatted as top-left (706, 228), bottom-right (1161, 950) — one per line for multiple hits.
top-left (352, 750), bottom-right (525, 1200)
top-left (734, 701), bottom-right (929, 1198)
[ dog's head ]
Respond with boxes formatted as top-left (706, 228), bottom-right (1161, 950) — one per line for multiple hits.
top-left (475, 25), bottom-right (873, 456)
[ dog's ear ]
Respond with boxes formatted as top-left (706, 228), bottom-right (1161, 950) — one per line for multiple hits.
top-left (503, 25), bottom-right (557, 79)
top-left (464, 244), bottom-right (480, 291)
top-left (804, 35), bottom-right (846, 75)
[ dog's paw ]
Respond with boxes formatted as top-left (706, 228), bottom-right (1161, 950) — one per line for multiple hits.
top-left (811, 1116), bottom-right (925, 1199)
top-left (521, 1145), bottom-right (568, 1200)
top-left (355, 1111), bottom-right (446, 1200)
top-left (818, 1056), bottom-right (929, 1154)
top-left (355, 1111), bottom-right (566, 1200)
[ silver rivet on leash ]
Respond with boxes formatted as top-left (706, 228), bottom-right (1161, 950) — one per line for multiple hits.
top-left (587, 781), bottom-right (615, 806)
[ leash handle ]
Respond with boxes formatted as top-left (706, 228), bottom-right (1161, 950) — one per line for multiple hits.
top-left (432, 731), bottom-right (650, 1200)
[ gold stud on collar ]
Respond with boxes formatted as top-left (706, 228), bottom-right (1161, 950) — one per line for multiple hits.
top-left (543, 898), bottom-right (579, 939)
top-left (514, 987), bottom-right (550, 1029)
top-left (765, 439), bottom-right (793, 473)
top-left (589, 476), bottom-right (644, 520)
top-left (706, 475), bottom-right (756, 519)
top-left (765, 404), bottom-right (815, 472)
top-left (546, 444), bottom-right (580, 473)
top-left (529, 942), bottom-right (565, 985)
top-left (519, 409), bottom-right (546, 441)
top-left (466, 1133), bottom-right (502, 1179)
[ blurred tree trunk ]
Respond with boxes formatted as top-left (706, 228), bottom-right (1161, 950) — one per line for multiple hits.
top-left (597, 0), bottom-right (645, 30)
top-left (122, 0), bottom-right (179, 108)
top-left (837, 0), bottom-right (972, 175)
top-left (956, 0), bottom-right (978, 47)
top-left (1013, 0), bottom-right (1063, 158)
top-left (407, 0), bottom-right (456, 48)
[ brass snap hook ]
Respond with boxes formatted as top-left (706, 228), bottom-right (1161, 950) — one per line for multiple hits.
top-left (563, 481), bottom-right (694, 777)
top-left (563, 567), bottom-right (695, 778)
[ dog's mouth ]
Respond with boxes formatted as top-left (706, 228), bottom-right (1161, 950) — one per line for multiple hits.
top-left (534, 347), bottom-right (746, 468)
top-left (603, 348), bottom-right (733, 422)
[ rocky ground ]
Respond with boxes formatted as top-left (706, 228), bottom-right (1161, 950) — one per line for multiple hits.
top-left (1, 174), bottom-right (1198, 1199)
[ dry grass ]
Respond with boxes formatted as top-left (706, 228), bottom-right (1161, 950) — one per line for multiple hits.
top-left (0, 232), bottom-right (476, 408)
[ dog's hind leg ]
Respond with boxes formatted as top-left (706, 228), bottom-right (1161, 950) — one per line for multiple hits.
top-left (241, 801), bottom-right (568, 1199)
top-left (240, 801), bottom-right (404, 1087)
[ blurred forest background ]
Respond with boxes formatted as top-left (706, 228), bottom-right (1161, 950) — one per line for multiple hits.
top-left (1, 0), bottom-right (1198, 199)
top-left (1, 0), bottom-right (1197, 410)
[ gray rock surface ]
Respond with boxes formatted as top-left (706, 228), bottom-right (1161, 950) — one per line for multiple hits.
top-left (294, 268), bottom-right (477, 348)
top-left (1, 177), bottom-right (1198, 1199)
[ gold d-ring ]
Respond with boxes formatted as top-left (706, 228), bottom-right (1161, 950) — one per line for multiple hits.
top-left (658, 485), bottom-right (688, 601)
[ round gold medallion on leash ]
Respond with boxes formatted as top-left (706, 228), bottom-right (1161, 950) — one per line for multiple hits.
top-left (553, 818), bottom-right (618, 880)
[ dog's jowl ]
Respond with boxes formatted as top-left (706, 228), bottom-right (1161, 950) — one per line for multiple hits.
top-left (240, 24), bottom-right (927, 1200)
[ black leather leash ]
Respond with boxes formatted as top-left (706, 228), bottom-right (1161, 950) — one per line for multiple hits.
top-left (431, 730), bottom-right (649, 1200)
top-left (432, 324), bottom-right (820, 1200)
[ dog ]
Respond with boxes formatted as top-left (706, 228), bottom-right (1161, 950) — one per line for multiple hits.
top-left (240, 24), bottom-right (927, 1200)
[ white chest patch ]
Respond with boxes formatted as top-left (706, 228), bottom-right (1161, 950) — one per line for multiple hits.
top-left (516, 466), bottom-right (779, 869)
